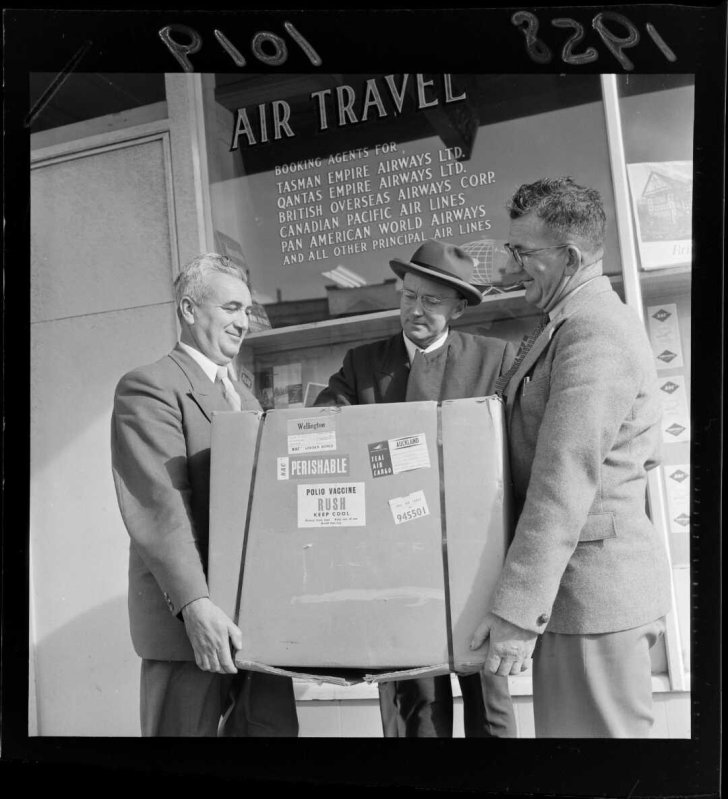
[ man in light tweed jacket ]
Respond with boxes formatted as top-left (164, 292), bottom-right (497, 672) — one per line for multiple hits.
top-left (471, 177), bottom-right (672, 737)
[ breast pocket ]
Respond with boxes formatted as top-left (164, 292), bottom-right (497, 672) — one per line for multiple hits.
top-left (579, 512), bottom-right (618, 542)
top-left (519, 374), bottom-right (550, 418)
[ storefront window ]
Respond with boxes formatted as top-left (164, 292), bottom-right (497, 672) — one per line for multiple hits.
top-left (202, 73), bottom-right (619, 330)
top-left (29, 73), bottom-right (166, 134)
top-left (616, 74), bottom-right (694, 676)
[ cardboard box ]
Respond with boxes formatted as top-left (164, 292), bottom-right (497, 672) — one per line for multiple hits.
top-left (209, 397), bottom-right (511, 685)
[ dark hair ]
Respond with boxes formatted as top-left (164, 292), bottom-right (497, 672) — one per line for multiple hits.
top-left (507, 177), bottom-right (606, 252)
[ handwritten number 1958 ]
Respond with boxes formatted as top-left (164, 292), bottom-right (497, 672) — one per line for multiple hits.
top-left (511, 11), bottom-right (552, 64)
top-left (512, 11), bottom-right (677, 70)
top-left (552, 18), bottom-right (598, 65)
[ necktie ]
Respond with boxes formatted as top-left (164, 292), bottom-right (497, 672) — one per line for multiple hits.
top-left (405, 346), bottom-right (449, 402)
top-left (216, 365), bottom-right (242, 411)
top-left (494, 314), bottom-right (550, 397)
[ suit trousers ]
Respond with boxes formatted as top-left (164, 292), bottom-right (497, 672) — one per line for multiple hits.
top-left (378, 673), bottom-right (516, 737)
top-left (532, 617), bottom-right (666, 738)
top-left (140, 660), bottom-right (299, 737)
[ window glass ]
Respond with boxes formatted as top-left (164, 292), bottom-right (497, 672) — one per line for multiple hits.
top-left (30, 73), bottom-right (166, 133)
top-left (202, 73), bottom-right (617, 327)
top-left (617, 74), bottom-right (694, 675)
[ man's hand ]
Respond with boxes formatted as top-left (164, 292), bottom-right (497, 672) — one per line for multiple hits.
top-left (470, 612), bottom-right (538, 677)
top-left (181, 597), bottom-right (243, 674)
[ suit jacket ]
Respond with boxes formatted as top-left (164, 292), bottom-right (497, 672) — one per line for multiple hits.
top-left (489, 276), bottom-right (672, 635)
top-left (314, 329), bottom-right (513, 406)
top-left (111, 344), bottom-right (260, 660)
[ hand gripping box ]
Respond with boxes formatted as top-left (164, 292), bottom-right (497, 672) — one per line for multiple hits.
top-left (209, 397), bottom-right (512, 685)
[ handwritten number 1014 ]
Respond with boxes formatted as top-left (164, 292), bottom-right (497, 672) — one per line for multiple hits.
top-left (512, 11), bottom-right (677, 70)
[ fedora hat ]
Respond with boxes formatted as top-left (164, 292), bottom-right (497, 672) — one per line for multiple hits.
top-left (390, 239), bottom-right (483, 306)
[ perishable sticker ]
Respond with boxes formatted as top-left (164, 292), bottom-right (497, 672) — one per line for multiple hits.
top-left (277, 454), bottom-right (350, 480)
top-left (389, 490), bottom-right (430, 526)
top-left (297, 483), bottom-right (366, 528)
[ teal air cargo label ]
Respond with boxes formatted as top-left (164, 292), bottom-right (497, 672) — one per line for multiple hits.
top-left (368, 434), bottom-right (430, 478)
top-left (368, 441), bottom-right (393, 477)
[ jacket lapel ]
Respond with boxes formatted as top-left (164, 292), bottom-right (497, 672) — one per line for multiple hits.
top-left (505, 276), bottom-right (614, 415)
top-left (231, 377), bottom-right (262, 411)
top-left (436, 333), bottom-right (462, 401)
top-left (376, 334), bottom-right (410, 402)
top-left (505, 322), bottom-right (555, 405)
top-left (168, 344), bottom-right (230, 422)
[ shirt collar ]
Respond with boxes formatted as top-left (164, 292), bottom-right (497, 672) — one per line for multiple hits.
top-left (548, 275), bottom-right (599, 321)
top-left (178, 341), bottom-right (226, 383)
top-left (402, 329), bottom-right (450, 365)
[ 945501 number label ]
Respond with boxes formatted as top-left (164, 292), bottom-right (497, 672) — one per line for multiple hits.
top-left (389, 490), bottom-right (430, 526)
top-left (396, 507), bottom-right (427, 524)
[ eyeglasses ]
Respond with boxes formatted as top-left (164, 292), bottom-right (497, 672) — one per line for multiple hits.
top-left (398, 288), bottom-right (462, 311)
top-left (504, 243), bottom-right (570, 268)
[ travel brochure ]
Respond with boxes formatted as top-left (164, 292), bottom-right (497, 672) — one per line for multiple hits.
top-left (626, 161), bottom-right (693, 270)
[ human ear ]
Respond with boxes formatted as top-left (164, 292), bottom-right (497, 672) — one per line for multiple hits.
top-left (179, 296), bottom-right (196, 325)
top-left (565, 245), bottom-right (581, 275)
top-left (450, 300), bottom-right (467, 321)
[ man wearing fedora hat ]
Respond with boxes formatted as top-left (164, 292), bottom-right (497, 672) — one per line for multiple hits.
top-left (315, 238), bottom-right (516, 738)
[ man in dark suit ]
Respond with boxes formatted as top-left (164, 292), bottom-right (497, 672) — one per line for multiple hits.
top-left (316, 239), bottom-right (517, 738)
top-left (471, 177), bottom-right (671, 737)
top-left (111, 253), bottom-right (298, 736)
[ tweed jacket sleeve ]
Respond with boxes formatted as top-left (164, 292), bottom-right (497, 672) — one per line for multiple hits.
top-left (489, 298), bottom-right (661, 634)
top-left (111, 366), bottom-right (210, 614)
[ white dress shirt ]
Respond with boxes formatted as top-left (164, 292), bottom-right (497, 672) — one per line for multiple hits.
top-left (402, 329), bottom-right (450, 365)
top-left (178, 341), bottom-right (228, 383)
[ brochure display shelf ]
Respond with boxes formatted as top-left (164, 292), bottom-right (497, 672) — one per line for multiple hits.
top-left (244, 287), bottom-right (534, 357)
top-left (242, 265), bottom-right (690, 361)
top-left (244, 271), bottom-right (637, 359)
top-left (640, 265), bottom-right (691, 301)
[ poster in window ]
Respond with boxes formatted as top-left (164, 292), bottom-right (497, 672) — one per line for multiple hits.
top-left (626, 161), bottom-right (692, 270)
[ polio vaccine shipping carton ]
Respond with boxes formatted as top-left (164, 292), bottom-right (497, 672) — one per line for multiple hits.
top-left (208, 397), bottom-right (512, 685)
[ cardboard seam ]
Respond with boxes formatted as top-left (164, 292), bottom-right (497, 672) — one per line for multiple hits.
top-left (234, 410), bottom-right (266, 625)
top-left (437, 401), bottom-right (455, 674)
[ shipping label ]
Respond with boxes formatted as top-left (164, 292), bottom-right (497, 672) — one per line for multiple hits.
top-left (389, 490), bottom-right (430, 526)
top-left (368, 434), bottom-right (430, 478)
top-left (277, 454), bottom-right (350, 480)
top-left (286, 415), bottom-right (337, 454)
top-left (368, 441), bottom-right (393, 477)
top-left (297, 482), bottom-right (366, 527)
